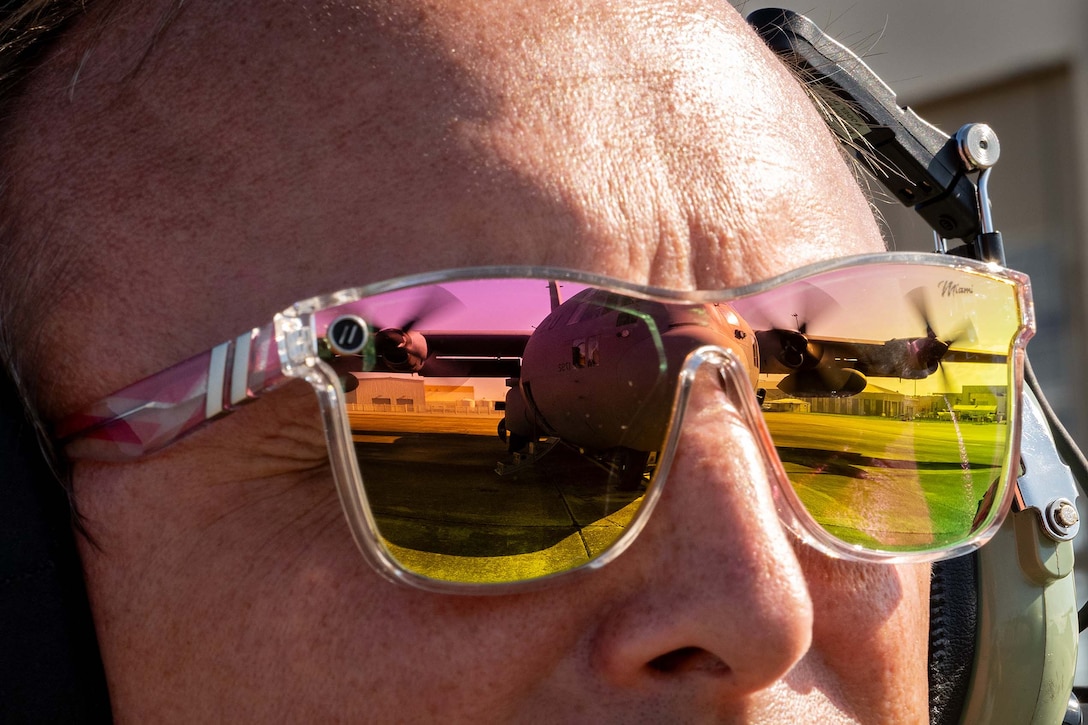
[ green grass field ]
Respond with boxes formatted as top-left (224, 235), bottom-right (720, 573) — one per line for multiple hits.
top-left (763, 411), bottom-right (1007, 550)
top-left (349, 408), bottom-right (1010, 583)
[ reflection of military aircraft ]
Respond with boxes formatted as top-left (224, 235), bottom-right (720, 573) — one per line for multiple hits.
top-left (757, 328), bottom-right (1005, 392)
top-left (345, 283), bottom-right (1005, 476)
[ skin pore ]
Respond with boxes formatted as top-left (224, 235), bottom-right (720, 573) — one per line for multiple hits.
top-left (8, 0), bottom-right (929, 721)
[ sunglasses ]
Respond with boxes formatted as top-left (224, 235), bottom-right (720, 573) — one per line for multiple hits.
top-left (57, 253), bottom-right (1033, 592)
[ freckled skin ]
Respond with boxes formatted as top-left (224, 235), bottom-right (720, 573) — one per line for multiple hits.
top-left (13, 0), bottom-right (928, 721)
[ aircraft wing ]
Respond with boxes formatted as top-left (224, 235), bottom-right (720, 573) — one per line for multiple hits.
top-left (757, 328), bottom-right (1007, 380)
top-left (816, 338), bottom-right (1007, 378)
top-left (371, 330), bottom-right (531, 378)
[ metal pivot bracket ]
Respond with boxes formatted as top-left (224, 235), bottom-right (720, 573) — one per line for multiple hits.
top-left (747, 8), bottom-right (1005, 264)
top-left (1018, 385), bottom-right (1081, 546)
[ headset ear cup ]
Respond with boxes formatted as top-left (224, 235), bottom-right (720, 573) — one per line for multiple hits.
top-left (928, 553), bottom-right (979, 725)
top-left (0, 371), bottom-right (111, 720)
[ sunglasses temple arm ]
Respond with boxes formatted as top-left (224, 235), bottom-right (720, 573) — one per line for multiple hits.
top-left (55, 324), bottom-right (288, 461)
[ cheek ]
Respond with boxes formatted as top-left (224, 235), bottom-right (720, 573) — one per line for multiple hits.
top-left (798, 548), bottom-right (931, 716)
top-left (255, 538), bottom-right (596, 719)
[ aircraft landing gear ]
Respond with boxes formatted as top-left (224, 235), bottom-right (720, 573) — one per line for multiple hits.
top-left (608, 447), bottom-right (651, 491)
top-left (498, 418), bottom-right (531, 453)
top-left (494, 436), bottom-right (561, 476)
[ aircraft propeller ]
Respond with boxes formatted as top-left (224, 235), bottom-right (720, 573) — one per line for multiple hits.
top-left (903, 287), bottom-right (975, 382)
top-left (756, 282), bottom-right (841, 371)
top-left (752, 285), bottom-right (867, 395)
top-left (368, 286), bottom-right (465, 374)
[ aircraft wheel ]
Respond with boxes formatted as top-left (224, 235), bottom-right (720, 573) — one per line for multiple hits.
top-left (507, 432), bottom-right (530, 453)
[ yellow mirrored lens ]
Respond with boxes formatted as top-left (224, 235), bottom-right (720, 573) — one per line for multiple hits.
top-left (764, 397), bottom-right (1007, 550)
top-left (739, 263), bottom-right (1021, 552)
top-left (351, 410), bottom-right (653, 583)
top-left (340, 279), bottom-right (667, 584)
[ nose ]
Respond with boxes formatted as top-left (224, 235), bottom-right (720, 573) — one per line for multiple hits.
top-left (591, 364), bottom-right (814, 700)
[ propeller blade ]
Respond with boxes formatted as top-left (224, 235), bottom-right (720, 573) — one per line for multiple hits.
top-left (790, 282), bottom-right (841, 334)
top-left (747, 280), bottom-right (842, 334)
top-left (371, 285), bottom-right (465, 333)
top-left (905, 287), bottom-right (980, 380)
top-left (906, 287), bottom-right (937, 340)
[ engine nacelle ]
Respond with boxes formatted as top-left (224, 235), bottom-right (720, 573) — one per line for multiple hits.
top-left (374, 329), bottom-right (429, 373)
top-left (755, 329), bottom-right (825, 371)
top-left (904, 337), bottom-right (948, 378)
top-left (777, 367), bottom-right (867, 397)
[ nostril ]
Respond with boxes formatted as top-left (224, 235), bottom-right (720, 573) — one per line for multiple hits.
top-left (648, 647), bottom-right (730, 676)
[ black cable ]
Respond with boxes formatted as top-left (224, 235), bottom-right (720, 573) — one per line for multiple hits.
top-left (1026, 358), bottom-right (1088, 486)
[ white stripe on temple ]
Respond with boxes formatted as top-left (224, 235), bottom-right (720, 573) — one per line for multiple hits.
top-left (230, 330), bottom-right (254, 406)
top-left (206, 342), bottom-right (230, 419)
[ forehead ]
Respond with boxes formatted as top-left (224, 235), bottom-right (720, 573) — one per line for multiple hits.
top-left (11, 0), bottom-right (882, 416)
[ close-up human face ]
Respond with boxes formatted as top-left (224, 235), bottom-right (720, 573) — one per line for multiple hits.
top-left (13, 0), bottom-right (932, 720)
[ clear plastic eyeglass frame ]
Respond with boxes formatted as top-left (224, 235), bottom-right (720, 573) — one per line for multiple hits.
top-left (56, 252), bottom-right (1035, 594)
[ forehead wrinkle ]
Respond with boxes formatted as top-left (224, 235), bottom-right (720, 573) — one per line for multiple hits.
top-left (646, 17), bottom-right (882, 289)
top-left (457, 0), bottom-right (880, 291)
top-left (448, 2), bottom-right (769, 286)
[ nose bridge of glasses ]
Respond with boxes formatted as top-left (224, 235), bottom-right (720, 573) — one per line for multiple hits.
top-left (671, 341), bottom-right (775, 448)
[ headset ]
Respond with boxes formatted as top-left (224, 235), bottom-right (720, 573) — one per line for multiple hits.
top-left (0, 378), bottom-right (111, 721)
top-left (747, 8), bottom-right (1087, 724)
top-left (0, 7), bottom-right (1084, 724)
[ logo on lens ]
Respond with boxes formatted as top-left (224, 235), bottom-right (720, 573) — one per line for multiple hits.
top-left (939, 280), bottom-right (975, 298)
top-left (327, 315), bottom-right (369, 355)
